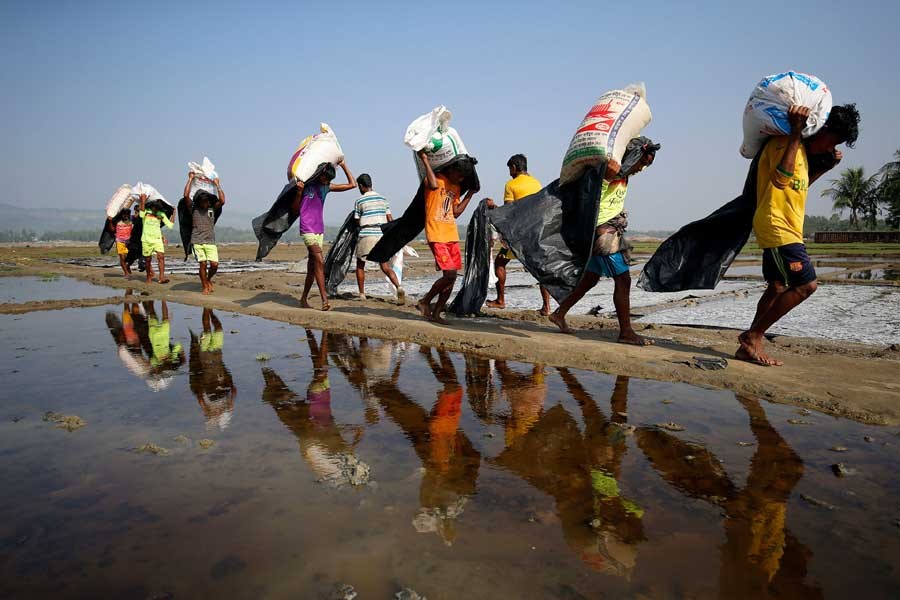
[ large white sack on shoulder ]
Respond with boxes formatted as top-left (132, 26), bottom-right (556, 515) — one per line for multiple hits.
top-left (560, 83), bottom-right (652, 186)
top-left (131, 183), bottom-right (171, 208)
top-left (287, 123), bottom-right (345, 183)
top-left (188, 156), bottom-right (218, 180)
top-left (404, 106), bottom-right (453, 151)
top-left (105, 184), bottom-right (133, 218)
top-left (412, 126), bottom-right (470, 180)
top-left (740, 71), bottom-right (832, 159)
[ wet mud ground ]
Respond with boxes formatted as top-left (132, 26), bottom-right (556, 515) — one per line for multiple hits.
top-left (2, 302), bottom-right (900, 599)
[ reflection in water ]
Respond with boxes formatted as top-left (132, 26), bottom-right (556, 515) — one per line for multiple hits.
top-left (493, 371), bottom-right (645, 576)
top-left (189, 308), bottom-right (237, 430)
top-left (373, 347), bottom-right (481, 546)
top-left (326, 334), bottom-right (401, 425)
top-left (104, 293), bottom-right (185, 391)
top-left (636, 396), bottom-right (821, 599)
top-left (261, 330), bottom-right (364, 486)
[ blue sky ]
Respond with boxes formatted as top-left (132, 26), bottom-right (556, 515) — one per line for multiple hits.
top-left (3, 0), bottom-right (898, 229)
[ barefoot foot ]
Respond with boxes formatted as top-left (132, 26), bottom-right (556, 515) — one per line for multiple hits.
top-left (735, 331), bottom-right (782, 366)
top-left (549, 312), bottom-right (573, 334)
top-left (618, 331), bottom-right (654, 346)
top-left (417, 300), bottom-right (432, 320)
top-left (485, 299), bottom-right (505, 309)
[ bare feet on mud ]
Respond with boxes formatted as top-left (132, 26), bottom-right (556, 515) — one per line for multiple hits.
top-left (299, 299), bottom-right (313, 309)
top-left (430, 312), bottom-right (449, 325)
top-left (321, 301), bottom-right (332, 312)
top-left (538, 307), bottom-right (551, 317)
top-left (549, 312), bottom-right (573, 334)
top-left (735, 331), bottom-right (782, 366)
top-left (618, 330), bottom-right (654, 346)
top-left (202, 287), bottom-right (212, 295)
top-left (486, 299), bottom-right (505, 309)
top-left (417, 300), bottom-right (433, 321)
top-left (158, 278), bottom-right (170, 284)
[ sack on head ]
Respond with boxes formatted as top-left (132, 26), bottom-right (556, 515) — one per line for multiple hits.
top-left (560, 83), bottom-right (652, 186)
top-left (287, 123), bottom-right (345, 183)
top-left (740, 71), bottom-right (832, 159)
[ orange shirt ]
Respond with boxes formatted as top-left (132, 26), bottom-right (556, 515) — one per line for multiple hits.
top-left (424, 175), bottom-right (461, 243)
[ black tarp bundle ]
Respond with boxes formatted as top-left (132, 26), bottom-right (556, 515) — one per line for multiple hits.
top-left (177, 191), bottom-right (223, 260)
top-left (488, 166), bottom-right (607, 303)
top-left (99, 218), bottom-right (116, 254)
top-left (636, 150), bottom-right (762, 292)
top-left (98, 212), bottom-right (144, 268)
top-left (448, 199), bottom-right (492, 316)
top-left (323, 210), bottom-right (360, 297)
top-left (253, 163), bottom-right (330, 261)
top-left (366, 155), bottom-right (480, 264)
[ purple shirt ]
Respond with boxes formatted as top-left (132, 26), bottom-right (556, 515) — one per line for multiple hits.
top-left (298, 184), bottom-right (330, 234)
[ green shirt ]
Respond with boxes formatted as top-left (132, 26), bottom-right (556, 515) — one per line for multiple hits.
top-left (596, 178), bottom-right (628, 225)
top-left (139, 210), bottom-right (173, 243)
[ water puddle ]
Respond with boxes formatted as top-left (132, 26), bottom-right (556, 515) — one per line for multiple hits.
top-left (0, 275), bottom-right (119, 303)
top-left (832, 267), bottom-right (899, 282)
top-left (2, 304), bottom-right (899, 598)
top-left (639, 284), bottom-right (900, 345)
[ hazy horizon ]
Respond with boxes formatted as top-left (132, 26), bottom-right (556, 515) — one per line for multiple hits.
top-left (3, 0), bottom-right (898, 231)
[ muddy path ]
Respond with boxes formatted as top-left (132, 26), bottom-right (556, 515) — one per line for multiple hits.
top-left (3, 257), bottom-right (900, 426)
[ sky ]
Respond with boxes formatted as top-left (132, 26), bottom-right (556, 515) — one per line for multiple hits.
top-left (2, 0), bottom-right (899, 230)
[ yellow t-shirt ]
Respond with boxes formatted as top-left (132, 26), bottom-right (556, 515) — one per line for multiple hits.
top-left (503, 173), bottom-right (542, 203)
top-left (424, 175), bottom-right (461, 243)
top-left (596, 178), bottom-right (628, 225)
top-left (753, 137), bottom-right (809, 248)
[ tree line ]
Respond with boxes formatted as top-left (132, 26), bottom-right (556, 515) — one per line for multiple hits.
top-left (823, 148), bottom-right (900, 229)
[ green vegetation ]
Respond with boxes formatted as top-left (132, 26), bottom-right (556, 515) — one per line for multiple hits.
top-left (821, 148), bottom-right (900, 230)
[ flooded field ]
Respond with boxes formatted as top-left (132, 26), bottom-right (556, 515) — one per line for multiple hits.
top-left (2, 302), bottom-right (899, 598)
top-left (0, 275), bottom-right (120, 304)
top-left (639, 283), bottom-right (900, 345)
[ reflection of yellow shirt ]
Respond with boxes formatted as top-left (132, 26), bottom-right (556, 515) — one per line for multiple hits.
top-left (753, 137), bottom-right (809, 248)
top-left (503, 173), bottom-right (542, 203)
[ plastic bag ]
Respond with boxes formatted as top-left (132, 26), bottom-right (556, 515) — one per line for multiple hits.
top-left (287, 123), bottom-right (344, 182)
top-left (324, 210), bottom-right (360, 297)
top-left (405, 106), bottom-right (471, 180)
top-left (106, 184), bottom-right (133, 218)
top-left (98, 219), bottom-right (115, 254)
top-left (449, 199), bottom-right (492, 316)
top-left (130, 182), bottom-right (166, 203)
top-left (560, 84), bottom-right (652, 186)
top-left (188, 156), bottom-right (218, 180)
top-left (740, 71), bottom-right (831, 159)
top-left (637, 150), bottom-right (762, 292)
top-left (385, 246), bottom-right (418, 291)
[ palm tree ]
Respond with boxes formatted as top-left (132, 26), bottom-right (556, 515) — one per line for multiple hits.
top-left (877, 149), bottom-right (900, 229)
top-left (821, 167), bottom-right (878, 230)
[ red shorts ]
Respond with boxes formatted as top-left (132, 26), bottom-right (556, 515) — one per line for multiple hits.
top-left (429, 241), bottom-right (462, 271)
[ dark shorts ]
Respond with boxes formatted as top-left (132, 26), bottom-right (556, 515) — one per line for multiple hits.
top-left (762, 243), bottom-right (816, 287)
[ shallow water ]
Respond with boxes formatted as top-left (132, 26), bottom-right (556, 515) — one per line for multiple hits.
top-left (2, 303), bottom-right (900, 598)
top-left (639, 283), bottom-right (900, 345)
top-left (53, 257), bottom-right (293, 275)
top-left (0, 275), bottom-right (119, 303)
top-left (832, 267), bottom-right (899, 282)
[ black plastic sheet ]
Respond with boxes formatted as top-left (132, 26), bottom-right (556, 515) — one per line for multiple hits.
top-left (448, 199), bottom-right (492, 316)
top-left (98, 219), bottom-right (115, 254)
top-left (488, 164), bottom-right (607, 303)
top-left (637, 151), bottom-right (762, 292)
top-left (324, 210), bottom-right (361, 297)
top-left (178, 191), bottom-right (223, 260)
top-left (126, 218), bottom-right (143, 267)
top-left (367, 156), bottom-right (480, 264)
top-left (252, 182), bottom-right (299, 261)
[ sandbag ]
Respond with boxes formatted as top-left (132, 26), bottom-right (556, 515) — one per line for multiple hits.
top-left (178, 191), bottom-right (223, 260)
top-left (404, 106), bottom-right (470, 181)
top-left (287, 123), bottom-right (344, 182)
top-left (367, 156), bottom-right (480, 264)
top-left (560, 84), bottom-right (652, 186)
top-left (131, 182), bottom-right (166, 203)
top-left (449, 199), bottom-right (492, 316)
top-left (740, 71), bottom-right (831, 159)
top-left (324, 210), bottom-right (361, 297)
top-left (188, 156), bottom-right (218, 180)
top-left (636, 150), bottom-right (763, 292)
top-left (106, 184), bottom-right (133, 219)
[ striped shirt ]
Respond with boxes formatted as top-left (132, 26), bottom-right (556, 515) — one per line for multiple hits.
top-left (354, 191), bottom-right (391, 237)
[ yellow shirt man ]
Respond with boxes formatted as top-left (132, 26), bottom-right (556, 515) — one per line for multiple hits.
top-left (503, 173), bottom-right (542, 204)
top-left (753, 136), bottom-right (809, 248)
